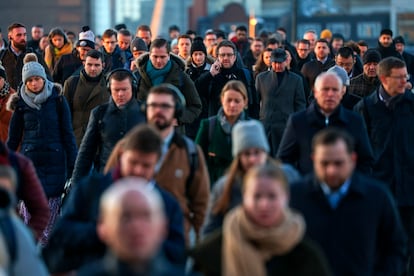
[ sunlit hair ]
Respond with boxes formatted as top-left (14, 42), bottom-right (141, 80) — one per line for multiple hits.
top-left (220, 80), bottom-right (248, 103)
top-left (242, 162), bottom-right (289, 195)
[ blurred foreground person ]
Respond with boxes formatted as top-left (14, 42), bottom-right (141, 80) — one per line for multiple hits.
top-left (78, 178), bottom-right (184, 276)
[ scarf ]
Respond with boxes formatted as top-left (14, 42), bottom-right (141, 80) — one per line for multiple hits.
top-left (222, 206), bottom-right (305, 276)
top-left (0, 82), bottom-right (11, 98)
top-left (20, 80), bottom-right (54, 110)
top-left (146, 60), bottom-right (172, 85)
top-left (45, 42), bottom-right (73, 69)
top-left (217, 107), bottom-right (246, 135)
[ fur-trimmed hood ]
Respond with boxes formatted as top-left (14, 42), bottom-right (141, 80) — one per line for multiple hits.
top-left (7, 82), bottom-right (63, 111)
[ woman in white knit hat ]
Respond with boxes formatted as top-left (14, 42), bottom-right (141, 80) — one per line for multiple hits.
top-left (7, 54), bottom-right (77, 245)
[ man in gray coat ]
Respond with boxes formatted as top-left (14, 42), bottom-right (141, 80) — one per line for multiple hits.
top-left (255, 48), bottom-right (306, 156)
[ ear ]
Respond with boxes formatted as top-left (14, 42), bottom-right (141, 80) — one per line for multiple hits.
top-left (351, 152), bottom-right (357, 163)
top-left (96, 218), bottom-right (107, 243)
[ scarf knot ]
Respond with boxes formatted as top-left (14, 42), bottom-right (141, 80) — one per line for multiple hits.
top-left (146, 60), bottom-right (172, 85)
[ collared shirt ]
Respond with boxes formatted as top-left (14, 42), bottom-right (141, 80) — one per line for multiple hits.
top-left (317, 56), bottom-right (329, 64)
top-left (320, 178), bottom-right (351, 209)
top-left (155, 129), bottom-right (174, 173)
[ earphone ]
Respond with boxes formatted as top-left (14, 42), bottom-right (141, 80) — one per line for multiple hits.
top-left (141, 83), bottom-right (186, 119)
top-left (106, 68), bottom-right (139, 95)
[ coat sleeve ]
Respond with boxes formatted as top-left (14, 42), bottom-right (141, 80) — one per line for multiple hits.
top-left (201, 176), bottom-right (226, 236)
top-left (375, 187), bottom-right (407, 275)
top-left (353, 115), bottom-right (374, 174)
top-left (178, 73), bottom-right (202, 125)
top-left (43, 178), bottom-right (105, 272)
top-left (277, 115), bottom-right (300, 166)
top-left (195, 118), bottom-right (210, 160)
top-left (16, 152), bottom-right (50, 240)
top-left (6, 103), bottom-right (24, 151)
top-left (293, 75), bottom-right (306, 112)
top-left (71, 107), bottom-right (101, 184)
top-left (188, 146), bottom-right (210, 239)
top-left (58, 96), bottom-right (78, 177)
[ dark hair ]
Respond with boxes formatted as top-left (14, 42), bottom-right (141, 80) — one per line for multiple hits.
top-left (148, 84), bottom-right (184, 108)
top-left (316, 38), bottom-right (329, 46)
top-left (332, 33), bottom-right (345, 42)
top-left (114, 23), bottom-right (127, 31)
top-left (136, 25), bottom-right (152, 35)
top-left (8, 22), bottom-right (25, 33)
top-left (215, 29), bottom-right (226, 39)
top-left (344, 41), bottom-right (361, 55)
top-left (357, 40), bottom-right (368, 47)
top-left (169, 25), bottom-right (180, 32)
top-left (216, 40), bottom-right (236, 55)
top-left (108, 70), bottom-right (133, 87)
top-left (276, 27), bottom-right (287, 34)
top-left (85, 49), bottom-right (103, 60)
top-left (236, 25), bottom-right (247, 32)
top-left (48, 27), bottom-right (68, 46)
top-left (178, 34), bottom-right (192, 42)
top-left (33, 24), bottom-right (43, 28)
top-left (336, 46), bottom-right (354, 59)
top-left (123, 125), bottom-right (162, 158)
top-left (378, 56), bottom-right (407, 77)
top-left (266, 37), bottom-right (280, 47)
top-left (312, 127), bottom-right (355, 154)
top-left (297, 39), bottom-right (310, 46)
top-left (186, 30), bottom-right (196, 36)
top-left (118, 29), bottom-right (131, 36)
top-left (150, 38), bottom-right (170, 53)
top-left (102, 29), bottom-right (117, 39)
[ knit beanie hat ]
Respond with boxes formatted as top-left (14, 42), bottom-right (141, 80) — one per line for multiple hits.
top-left (130, 37), bottom-right (148, 52)
top-left (328, 65), bottom-right (349, 86)
top-left (232, 120), bottom-right (270, 157)
top-left (191, 37), bottom-right (207, 55)
top-left (363, 49), bottom-right (381, 64)
top-left (77, 26), bottom-right (95, 48)
top-left (22, 61), bottom-right (47, 83)
top-left (0, 62), bottom-right (6, 80)
top-left (320, 29), bottom-right (332, 40)
top-left (393, 36), bottom-right (405, 45)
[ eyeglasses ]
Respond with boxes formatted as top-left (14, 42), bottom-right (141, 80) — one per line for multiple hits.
top-left (218, 53), bottom-right (235, 58)
top-left (388, 74), bottom-right (410, 81)
top-left (146, 103), bottom-right (174, 110)
top-left (297, 48), bottom-right (309, 51)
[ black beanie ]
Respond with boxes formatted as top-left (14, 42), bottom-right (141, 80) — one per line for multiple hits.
top-left (191, 37), bottom-right (207, 56)
top-left (380, 28), bottom-right (393, 37)
top-left (363, 49), bottom-right (382, 64)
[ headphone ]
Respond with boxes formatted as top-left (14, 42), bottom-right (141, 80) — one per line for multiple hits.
top-left (142, 83), bottom-right (186, 119)
top-left (106, 68), bottom-right (139, 95)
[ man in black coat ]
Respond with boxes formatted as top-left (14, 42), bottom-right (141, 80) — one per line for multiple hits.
top-left (354, 57), bottom-right (414, 275)
top-left (197, 40), bottom-right (259, 118)
top-left (43, 125), bottom-right (186, 274)
top-left (290, 128), bottom-right (407, 276)
top-left (277, 71), bottom-right (373, 175)
top-left (255, 48), bottom-right (306, 155)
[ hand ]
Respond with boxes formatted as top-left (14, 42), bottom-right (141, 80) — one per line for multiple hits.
top-left (210, 60), bottom-right (221, 76)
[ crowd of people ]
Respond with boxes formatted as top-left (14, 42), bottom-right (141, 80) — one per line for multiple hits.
top-left (0, 20), bottom-right (413, 275)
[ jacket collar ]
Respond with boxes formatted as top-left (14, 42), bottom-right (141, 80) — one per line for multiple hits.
top-left (306, 101), bottom-right (349, 126)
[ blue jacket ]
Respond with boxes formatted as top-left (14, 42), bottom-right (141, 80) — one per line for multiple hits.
top-left (43, 171), bottom-right (186, 273)
top-left (7, 85), bottom-right (77, 197)
top-left (290, 173), bottom-right (407, 276)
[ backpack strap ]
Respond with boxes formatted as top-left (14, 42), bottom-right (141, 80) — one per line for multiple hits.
top-left (0, 49), bottom-right (6, 63)
top-left (66, 75), bottom-right (80, 114)
top-left (183, 136), bottom-right (199, 198)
